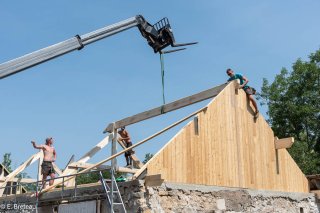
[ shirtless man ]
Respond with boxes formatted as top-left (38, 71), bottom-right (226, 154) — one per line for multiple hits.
top-left (31, 137), bottom-right (56, 189)
top-left (118, 127), bottom-right (134, 167)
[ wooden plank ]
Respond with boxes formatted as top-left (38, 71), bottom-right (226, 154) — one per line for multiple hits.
top-left (145, 174), bottom-right (164, 186)
top-left (145, 174), bottom-right (161, 181)
top-left (103, 83), bottom-right (227, 133)
top-left (68, 162), bottom-right (138, 174)
top-left (117, 167), bottom-right (139, 174)
top-left (145, 179), bottom-right (164, 187)
top-left (0, 177), bottom-right (37, 183)
top-left (274, 137), bottom-right (294, 149)
top-left (68, 162), bottom-right (111, 170)
top-left (78, 134), bottom-right (112, 163)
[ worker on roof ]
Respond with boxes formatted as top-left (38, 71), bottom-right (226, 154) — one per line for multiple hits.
top-left (118, 127), bottom-right (134, 167)
top-left (31, 137), bottom-right (56, 189)
top-left (226, 68), bottom-right (259, 118)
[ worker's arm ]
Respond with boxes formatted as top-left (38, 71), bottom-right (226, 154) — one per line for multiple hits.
top-left (120, 130), bottom-right (131, 140)
top-left (120, 136), bottom-right (130, 140)
top-left (53, 149), bottom-right (57, 162)
top-left (31, 141), bottom-right (44, 150)
top-left (239, 76), bottom-right (249, 89)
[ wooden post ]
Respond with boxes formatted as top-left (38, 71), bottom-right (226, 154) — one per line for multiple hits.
top-left (35, 151), bottom-right (42, 213)
top-left (111, 123), bottom-right (118, 169)
top-left (111, 123), bottom-right (117, 211)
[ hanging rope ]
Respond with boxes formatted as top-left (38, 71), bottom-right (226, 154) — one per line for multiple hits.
top-left (160, 53), bottom-right (166, 114)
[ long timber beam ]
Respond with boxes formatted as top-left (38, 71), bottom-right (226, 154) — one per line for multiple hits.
top-left (103, 82), bottom-right (228, 133)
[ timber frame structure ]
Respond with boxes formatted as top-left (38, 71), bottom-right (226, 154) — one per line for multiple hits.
top-left (0, 80), bottom-right (309, 199)
top-left (0, 164), bottom-right (27, 195)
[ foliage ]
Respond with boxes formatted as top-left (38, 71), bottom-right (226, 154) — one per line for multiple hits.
top-left (2, 153), bottom-right (12, 172)
top-left (143, 153), bottom-right (154, 164)
top-left (76, 170), bottom-right (121, 185)
top-left (258, 49), bottom-right (320, 175)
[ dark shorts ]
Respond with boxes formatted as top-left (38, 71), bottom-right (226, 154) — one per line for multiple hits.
top-left (125, 142), bottom-right (134, 157)
top-left (244, 87), bottom-right (256, 95)
top-left (41, 161), bottom-right (55, 176)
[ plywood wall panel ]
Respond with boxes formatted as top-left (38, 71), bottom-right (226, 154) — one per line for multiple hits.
top-left (144, 81), bottom-right (308, 193)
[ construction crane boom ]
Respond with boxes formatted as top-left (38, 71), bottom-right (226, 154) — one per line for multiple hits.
top-left (0, 15), bottom-right (196, 79)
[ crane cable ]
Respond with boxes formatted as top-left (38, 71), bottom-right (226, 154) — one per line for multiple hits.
top-left (160, 53), bottom-right (166, 114)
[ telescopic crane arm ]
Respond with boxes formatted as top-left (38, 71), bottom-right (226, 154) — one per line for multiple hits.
top-left (0, 15), bottom-right (196, 79)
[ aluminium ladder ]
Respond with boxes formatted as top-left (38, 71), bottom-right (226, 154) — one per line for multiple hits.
top-left (99, 171), bottom-right (126, 213)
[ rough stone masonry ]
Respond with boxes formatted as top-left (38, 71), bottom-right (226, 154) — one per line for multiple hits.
top-left (1, 180), bottom-right (319, 212)
top-left (119, 180), bottom-right (319, 213)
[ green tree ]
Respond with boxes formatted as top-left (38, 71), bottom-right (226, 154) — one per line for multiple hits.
top-left (143, 153), bottom-right (154, 164)
top-left (258, 49), bottom-right (320, 175)
top-left (1, 153), bottom-right (34, 191)
top-left (75, 170), bottom-right (124, 185)
top-left (76, 170), bottom-right (111, 185)
top-left (2, 153), bottom-right (12, 172)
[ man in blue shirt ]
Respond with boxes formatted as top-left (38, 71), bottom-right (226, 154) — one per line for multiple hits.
top-left (226, 68), bottom-right (259, 118)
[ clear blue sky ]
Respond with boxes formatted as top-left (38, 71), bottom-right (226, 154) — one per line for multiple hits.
top-left (1, 1), bottom-right (319, 178)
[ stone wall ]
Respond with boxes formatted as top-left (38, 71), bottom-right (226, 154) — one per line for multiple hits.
top-left (119, 180), bottom-right (319, 213)
top-left (1, 180), bottom-right (319, 212)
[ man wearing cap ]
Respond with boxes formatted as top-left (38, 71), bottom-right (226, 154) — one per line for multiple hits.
top-left (226, 68), bottom-right (259, 118)
top-left (31, 137), bottom-right (56, 189)
top-left (118, 127), bottom-right (134, 167)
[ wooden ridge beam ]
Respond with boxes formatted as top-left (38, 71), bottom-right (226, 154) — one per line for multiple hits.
top-left (103, 83), bottom-right (228, 133)
top-left (274, 137), bottom-right (294, 149)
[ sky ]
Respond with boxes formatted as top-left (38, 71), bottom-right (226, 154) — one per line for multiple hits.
top-left (0, 1), bottom-right (320, 179)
